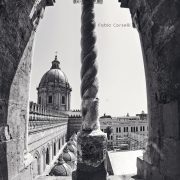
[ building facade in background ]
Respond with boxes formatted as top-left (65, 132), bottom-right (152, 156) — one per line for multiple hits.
top-left (100, 112), bottom-right (148, 150)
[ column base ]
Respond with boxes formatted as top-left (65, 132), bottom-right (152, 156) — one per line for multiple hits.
top-left (76, 162), bottom-right (107, 180)
top-left (76, 129), bottom-right (107, 180)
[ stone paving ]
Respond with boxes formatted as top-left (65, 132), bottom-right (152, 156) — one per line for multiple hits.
top-left (108, 150), bottom-right (143, 176)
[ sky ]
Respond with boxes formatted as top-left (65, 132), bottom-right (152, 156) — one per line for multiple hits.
top-left (29, 0), bottom-right (147, 117)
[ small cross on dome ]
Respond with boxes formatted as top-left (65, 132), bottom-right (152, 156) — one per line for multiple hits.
top-left (55, 51), bottom-right (58, 59)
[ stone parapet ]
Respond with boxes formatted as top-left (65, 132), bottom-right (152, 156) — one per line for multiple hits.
top-left (119, 1), bottom-right (180, 180)
top-left (29, 101), bottom-right (68, 130)
top-left (29, 101), bottom-right (68, 117)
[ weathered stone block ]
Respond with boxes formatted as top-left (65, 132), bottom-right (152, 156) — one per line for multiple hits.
top-left (163, 101), bottom-right (179, 139)
top-left (124, 1), bottom-right (180, 180)
top-left (160, 139), bottom-right (180, 177)
top-left (77, 129), bottom-right (107, 180)
top-left (137, 156), bottom-right (164, 180)
top-left (77, 130), bottom-right (107, 167)
top-left (137, 156), bottom-right (144, 178)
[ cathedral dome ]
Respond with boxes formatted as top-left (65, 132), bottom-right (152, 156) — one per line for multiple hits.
top-left (50, 155), bottom-right (72, 176)
top-left (38, 55), bottom-right (70, 88)
top-left (62, 146), bottom-right (76, 162)
top-left (37, 54), bottom-right (71, 111)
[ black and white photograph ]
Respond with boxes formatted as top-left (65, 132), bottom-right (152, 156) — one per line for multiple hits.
top-left (0, 0), bottom-right (180, 180)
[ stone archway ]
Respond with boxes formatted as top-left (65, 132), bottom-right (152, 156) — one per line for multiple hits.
top-left (119, 1), bottom-right (180, 179)
top-left (0, 1), bottom-right (55, 179)
top-left (0, 1), bottom-right (179, 180)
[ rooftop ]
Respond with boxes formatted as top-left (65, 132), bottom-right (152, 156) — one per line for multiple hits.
top-left (108, 150), bottom-right (143, 175)
top-left (37, 150), bottom-right (144, 180)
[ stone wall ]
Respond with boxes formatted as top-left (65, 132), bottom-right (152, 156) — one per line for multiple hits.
top-left (28, 102), bottom-right (68, 177)
top-left (0, 1), bottom-right (55, 179)
top-left (67, 115), bottom-right (82, 140)
top-left (29, 101), bottom-right (68, 130)
top-left (119, 0), bottom-right (180, 179)
top-left (29, 123), bottom-right (67, 177)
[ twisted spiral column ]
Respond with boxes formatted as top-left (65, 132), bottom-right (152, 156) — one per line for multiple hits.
top-left (76, 1), bottom-right (107, 179)
top-left (81, 0), bottom-right (100, 131)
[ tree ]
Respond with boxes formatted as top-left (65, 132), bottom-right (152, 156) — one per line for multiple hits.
top-left (104, 126), bottom-right (113, 139)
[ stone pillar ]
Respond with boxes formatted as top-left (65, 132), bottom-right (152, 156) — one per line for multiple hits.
top-left (56, 140), bottom-right (58, 155)
top-left (40, 151), bottom-right (45, 174)
top-left (0, 1), bottom-right (55, 179)
top-left (2, 29), bottom-right (36, 180)
top-left (119, 0), bottom-right (180, 179)
top-left (68, 92), bottom-right (71, 110)
top-left (66, 92), bottom-right (69, 111)
top-left (76, 0), bottom-right (107, 180)
top-left (50, 143), bottom-right (53, 162)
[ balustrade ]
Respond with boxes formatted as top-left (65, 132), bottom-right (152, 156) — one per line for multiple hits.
top-left (29, 101), bottom-right (68, 130)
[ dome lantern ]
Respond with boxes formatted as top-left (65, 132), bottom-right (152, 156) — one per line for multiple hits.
top-left (51, 55), bottom-right (60, 70)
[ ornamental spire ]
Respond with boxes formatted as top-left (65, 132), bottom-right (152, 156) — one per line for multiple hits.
top-left (51, 52), bottom-right (60, 69)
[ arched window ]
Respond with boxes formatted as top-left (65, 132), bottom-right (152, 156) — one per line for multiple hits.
top-left (48, 95), bottom-right (53, 104)
top-left (119, 127), bottom-right (121, 133)
top-left (54, 142), bottom-right (56, 156)
top-left (46, 148), bottom-right (50, 165)
top-left (59, 139), bottom-right (61, 150)
top-left (62, 96), bottom-right (65, 105)
top-left (38, 96), bottom-right (41, 104)
top-left (136, 127), bottom-right (138, 132)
